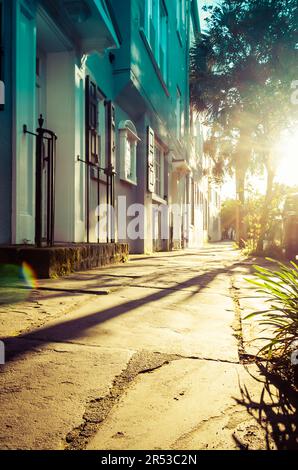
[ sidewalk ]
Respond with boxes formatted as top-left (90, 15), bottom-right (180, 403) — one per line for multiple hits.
top-left (0, 243), bottom-right (296, 450)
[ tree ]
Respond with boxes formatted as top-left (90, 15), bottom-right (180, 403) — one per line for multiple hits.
top-left (221, 199), bottom-right (237, 238)
top-left (243, 183), bottom-right (296, 254)
top-left (190, 0), bottom-right (298, 249)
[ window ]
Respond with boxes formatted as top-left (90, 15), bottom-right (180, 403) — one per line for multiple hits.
top-left (125, 139), bottom-right (134, 180)
top-left (176, 87), bottom-right (182, 140)
top-left (106, 100), bottom-right (116, 170)
top-left (85, 76), bottom-right (108, 181)
top-left (119, 120), bottom-right (140, 184)
top-left (154, 141), bottom-right (164, 198)
top-left (86, 76), bottom-right (101, 166)
top-left (145, 0), bottom-right (157, 56)
top-left (159, 2), bottom-right (168, 83)
top-left (177, 0), bottom-right (185, 40)
top-left (155, 145), bottom-right (162, 196)
top-left (147, 126), bottom-right (155, 193)
top-left (144, 0), bottom-right (168, 82)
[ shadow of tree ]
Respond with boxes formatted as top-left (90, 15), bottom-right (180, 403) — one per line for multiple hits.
top-left (1, 257), bottom-right (243, 363)
top-left (234, 362), bottom-right (298, 449)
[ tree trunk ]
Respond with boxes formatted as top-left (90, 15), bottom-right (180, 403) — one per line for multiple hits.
top-left (256, 165), bottom-right (275, 253)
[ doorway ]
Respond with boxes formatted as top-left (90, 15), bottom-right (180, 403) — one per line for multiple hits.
top-left (35, 7), bottom-right (79, 243)
top-left (36, 49), bottom-right (48, 240)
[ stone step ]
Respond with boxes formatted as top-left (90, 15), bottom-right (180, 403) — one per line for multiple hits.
top-left (0, 243), bottom-right (129, 279)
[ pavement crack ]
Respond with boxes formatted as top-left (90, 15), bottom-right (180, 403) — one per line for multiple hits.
top-left (229, 276), bottom-right (247, 363)
top-left (191, 355), bottom-right (239, 365)
top-left (64, 351), bottom-right (180, 450)
top-left (168, 353), bottom-right (239, 365)
top-left (63, 350), bottom-right (241, 450)
top-left (229, 276), bottom-right (266, 365)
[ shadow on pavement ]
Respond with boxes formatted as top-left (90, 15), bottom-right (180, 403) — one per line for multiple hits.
top-left (234, 362), bottom-right (298, 449)
top-left (2, 258), bottom-right (243, 363)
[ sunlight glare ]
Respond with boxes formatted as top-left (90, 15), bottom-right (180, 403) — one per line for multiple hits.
top-left (275, 131), bottom-right (298, 187)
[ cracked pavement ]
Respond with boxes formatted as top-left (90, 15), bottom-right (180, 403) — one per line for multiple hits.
top-left (0, 243), bottom-right (297, 450)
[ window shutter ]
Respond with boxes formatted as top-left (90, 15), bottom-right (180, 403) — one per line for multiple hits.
top-left (85, 75), bottom-right (99, 164)
top-left (147, 126), bottom-right (155, 193)
top-left (106, 100), bottom-right (116, 170)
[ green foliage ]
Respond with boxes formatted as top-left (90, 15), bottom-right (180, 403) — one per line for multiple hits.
top-left (191, 0), bottom-right (297, 122)
top-left (246, 259), bottom-right (298, 363)
top-left (225, 184), bottom-right (298, 256)
top-left (243, 192), bottom-right (263, 249)
top-left (190, 0), bottom-right (298, 235)
top-left (240, 183), bottom-right (293, 255)
top-left (242, 238), bottom-right (259, 256)
top-left (221, 198), bottom-right (237, 232)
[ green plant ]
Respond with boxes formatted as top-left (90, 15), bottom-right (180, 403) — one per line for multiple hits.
top-left (246, 259), bottom-right (298, 362)
top-left (190, 0), bottom-right (297, 245)
top-left (241, 238), bottom-right (258, 256)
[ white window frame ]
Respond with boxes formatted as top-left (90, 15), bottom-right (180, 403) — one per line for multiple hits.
top-left (159, 1), bottom-right (168, 84)
top-left (145, 0), bottom-right (157, 55)
top-left (154, 140), bottom-right (165, 198)
top-left (119, 120), bottom-right (140, 185)
top-left (144, 0), bottom-right (168, 83)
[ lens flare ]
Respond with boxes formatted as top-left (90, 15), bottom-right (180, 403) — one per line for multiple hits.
top-left (21, 262), bottom-right (38, 289)
top-left (275, 130), bottom-right (298, 186)
top-left (0, 263), bottom-right (35, 305)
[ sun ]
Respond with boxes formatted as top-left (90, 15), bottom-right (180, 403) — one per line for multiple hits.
top-left (275, 130), bottom-right (298, 187)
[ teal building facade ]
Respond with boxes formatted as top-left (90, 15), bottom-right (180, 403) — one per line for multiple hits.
top-left (0, 0), bottom-right (218, 254)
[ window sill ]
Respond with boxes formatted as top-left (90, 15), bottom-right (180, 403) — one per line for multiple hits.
top-left (152, 194), bottom-right (167, 205)
top-left (139, 28), bottom-right (170, 98)
top-left (120, 176), bottom-right (138, 187)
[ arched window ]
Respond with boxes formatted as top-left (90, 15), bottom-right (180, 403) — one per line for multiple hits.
top-left (119, 120), bottom-right (140, 184)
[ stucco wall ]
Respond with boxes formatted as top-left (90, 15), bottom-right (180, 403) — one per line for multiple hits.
top-left (1, 0), bottom-right (208, 253)
top-left (0, 0), bottom-right (12, 244)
